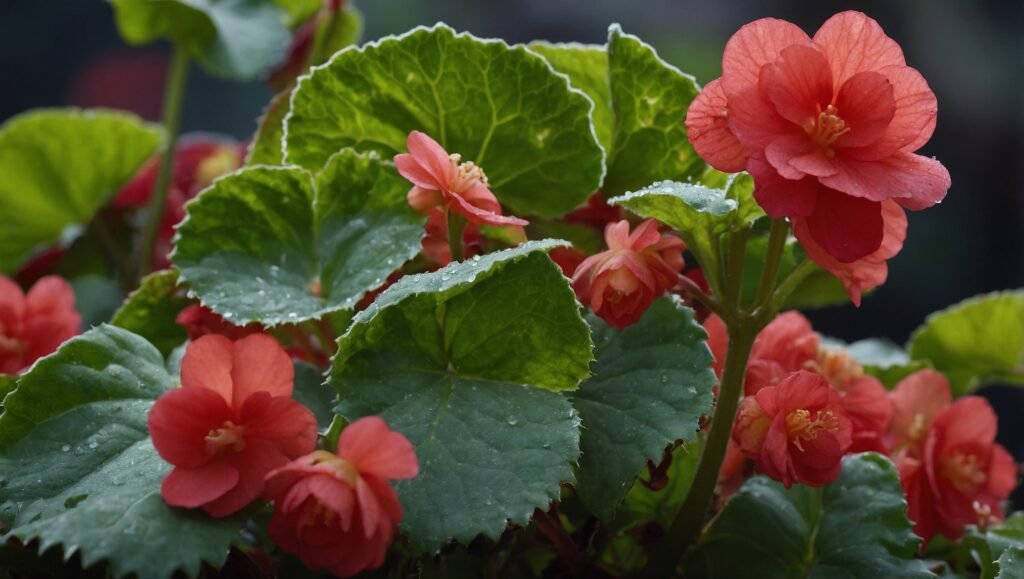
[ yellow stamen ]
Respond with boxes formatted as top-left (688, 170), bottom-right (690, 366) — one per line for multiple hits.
top-left (785, 408), bottom-right (840, 452)
top-left (205, 421), bottom-right (245, 453)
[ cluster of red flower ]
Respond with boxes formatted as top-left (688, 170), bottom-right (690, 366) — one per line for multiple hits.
top-left (148, 335), bottom-right (418, 577)
top-left (708, 312), bottom-right (1016, 545)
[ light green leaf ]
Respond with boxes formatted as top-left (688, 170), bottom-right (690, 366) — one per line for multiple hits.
top-left (0, 109), bottom-right (162, 273)
top-left (999, 547), bottom-right (1024, 579)
top-left (331, 241), bottom-right (592, 550)
top-left (111, 270), bottom-right (191, 357)
top-left (572, 297), bottom-right (714, 520)
top-left (908, 291), bottom-right (1024, 395)
top-left (684, 453), bottom-right (931, 579)
top-left (603, 25), bottom-right (703, 196)
top-left (284, 24), bottom-right (605, 217)
top-left (246, 87), bottom-right (292, 166)
top-left (527, 42), bottom-right (612, 152)
top-left (274, 0), bottom-right (320, 26)
top-left (173, 150), bottom-right (423, 325)
top-left (108, 0), bottom-right (291, 79)
top-left (0, 326), bottom-right (243, 579)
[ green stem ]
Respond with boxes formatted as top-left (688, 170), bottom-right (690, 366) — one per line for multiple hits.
top-left (642, 319), bottom-right (757, 577)
top-left (446, 210), bottom-right (467, 263)
top-left (769, 258), bottom-right (818, 312)
top-left (88, 214), bottom-right (133, 291)
top-left (723, 227), bottom-right (749, 311)
top-left (751, 219), bottom-right (789, 313)
top-left (136, 44), bottom-right (190, 278)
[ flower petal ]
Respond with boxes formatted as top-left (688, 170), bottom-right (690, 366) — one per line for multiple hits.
top-left (760, 44), bottom-right (834, 126)
top-left (204, 439), bottom-right (291, 517)
top-left (149, 387), bottom-right (233, 468)
top-left (722, 18), bottom-right (812, 98)
top-left (338, 417), bottom-right (419, 480)
top-left (230, 334), bottom-right (295, 409)
top-left (240, 392), bottom-right (318, 459)
top-left (727, 86), bottom-right (795, 151)
top-left (447, 189), bottom-right (529, 227)
top-left (834, 71), bottom-right (896, 148)
top-left (805, 188), bottom-right (884, 263)
top-left (852, 65), bottom-right (937, 158)
top-left (405, 131), bottom-right (454, 187)
top-left (685, 78), bottom-right (749, 172)
top-left (748, 155), bottom-right (818, 218)
top-left (180, 334), bottom-right (235, 404)
top-left (161, 461), bottom-right (239, 509)
top-left (822, 151), bottom-right (950, 207)
top-left (812, 11), bottom-right (905, 91)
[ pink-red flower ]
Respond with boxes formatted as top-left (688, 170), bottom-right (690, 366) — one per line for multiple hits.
top-left (686, 11), bottom-right (949, 303)
top-left (395, 131), bottom-right (528, 228)
top-left (176, 305), bottom-right (261, 342)
top-left (148, 334), bottom-right (317, 517)
top-left (733, 370), bottom-right (853, 487)
top-left (887, 370), bottom-right (1017, 544)
top-left (263, 417), bottom-right (418, 577)
top-left (744, 311), bottom-right (820, 395)
top-left (0, 275), bottom-right (81, 374)
top-left (571, 219), bottom-right (685, 329)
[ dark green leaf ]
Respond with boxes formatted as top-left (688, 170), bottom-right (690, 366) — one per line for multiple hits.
top-left (999, 547), bottom-right (1024, 579)
top-left (71, 276), bottom-right (124, 328)
top-left (292, 361), bottom-right (334, 430)
top-left (908, 291), bottom-right (1024, 394)
top-left (174, 150), bottom-right (423, 325)
top-left (572, 297), bottom-right (714, 520)
top-left (331, 241), bottom-right (592, 550)
top-left (110, 270), bottom-right (190, 357)
top-left (108, 0), bottom-right (291, 79)
top-left (0, 109), bottom-right (162, 273)
top-left (284, 24), bottom-right (605, 217)
top-left (620, 438), bottom-right (701, 529)
top-left (684, 453), bottom-right (931, 579)
top-left (0, 326), bottom-right (242, 579)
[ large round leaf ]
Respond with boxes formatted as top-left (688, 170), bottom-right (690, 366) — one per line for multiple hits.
top-left (284, 24), bottom-right (605, 217)
top-left (0, 109), bottom-right (162, 273)
top-left (331, 241), bottom-right (593, 551)
top-left (173, 150), bottom-right (424, 325)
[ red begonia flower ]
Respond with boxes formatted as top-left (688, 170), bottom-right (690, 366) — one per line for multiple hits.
top-left (420, 207), bottom-right (484, 266)
top-left (733, 370), bottom-right (852, 488)
top-left (563, 193), bottom-right (623, 230)
top-left (263, 417), bottom-right (418, 577)
top-left (148, 334), bottom-right (317, 517)
top-left (549, 247), bottom-right (587, 278)
top-left (571, 219), bottom-right (685, 329)
top-left (0, 275), bottom-right (81, 374)
top-left (814, 347), bottom-right (892, 453)
top-left (898, 396), bottom-right (1017, 544)
top-left (702, 313), bottom-right (729, 379)
top-left (175, 305), bottom-right (262, 342)
top-left (395, 131), bottom-right (528, 228)
top-left (885, 369), bottom-right (952, 455)
top-left (686, 11), bottom-right (949, 289)
top-left (744, 311), bottom-right (819, 395)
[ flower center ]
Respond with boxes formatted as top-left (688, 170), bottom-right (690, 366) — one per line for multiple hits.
top-left (816, 348), bottom-right (864, 386)
top-left (309, 449), bottom-right (360, 486)
top-left (806, 104), bottom-right (850, 154)
top-left (448, 153), bottom-right (488, 193)
top-left (785, 408), bottom-right (840, 451)
top-left (300, 499), bottom-right (341, 529)
top-left (940, 452), bottom-right (988, 492)
top-left (205, 421), bottom-right (246, 454)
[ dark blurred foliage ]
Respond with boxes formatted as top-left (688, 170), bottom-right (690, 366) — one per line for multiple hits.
top-left (1, 0), bottom-right (1021, 480)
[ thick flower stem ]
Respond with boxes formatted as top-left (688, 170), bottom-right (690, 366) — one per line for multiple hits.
top-left (642, 320), bottom-right (756, 577)
top-left (136, 44), bottom-right (190, 278)
top-left (751, 218), bottom-right (789, 312)
top-left (447, 210), bottom-right (467, 263)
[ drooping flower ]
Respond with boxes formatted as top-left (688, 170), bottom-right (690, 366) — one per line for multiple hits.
top-left (886, 369), bottom-right (952, 454)
top-left (148, 334), bottom-right (318, 517)
top-left (115, 137), bottom-right (243, 270)
top-left (686, 11), bottom-right (949, 299)
top-left (733, 370), bottom-right (852, 487)
top-left (571, 219), bottom-right (685, 329)
top-left (395, 131), bottom-right (528, 228)
top-left (0, 275), bottom-right (81, 374)
top-left (263, 417), bottom-right (418, 577)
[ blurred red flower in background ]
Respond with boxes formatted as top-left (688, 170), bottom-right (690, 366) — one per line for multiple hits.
top-left (0, 275), bottom-right (81, 374)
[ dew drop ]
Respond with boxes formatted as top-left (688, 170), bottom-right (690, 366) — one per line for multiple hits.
top-left (61, 445), bottom-right (71, 452)
top-left (507, 416), bottom-right (518, 426)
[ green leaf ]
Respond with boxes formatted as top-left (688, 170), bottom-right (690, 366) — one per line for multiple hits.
top-left (999, 547), bottom-right (1024, 579)
top-left (108, 0), bottom-right (291, 79)
top-left (603, 25), bottom-right (703, 196)
top-left (684, 453), bottom-right (931, 579)
top-left (293, 360), bottom-right (335, 430)
top-left (246, 87), bottom-right (292, 166)
top-left (620, 438), bottom-right (701, 529)
top-left (908, 291), bottom-right (1024, 395)
top-left (309, 4), bottom-right (363, 66)
top-left (0, 326), bottom-right (242, 579)
top-left (71, 276), bottom-right (124, 328)
top-left (970, 513), bottom-right (1024, 560)
top-left (174, 150), bottom-right (424, 325)
top-left (572, 297), bottom-right (714, 520)
top-left (0, 109), bottom-right (162, 273)
top-left (527, 42), bottom-right (612, 152)
top-left (0, 375), bottom-right (15, 411)
top-left (331, 241), bottom-right (592, 550)
top-left (111, 270), bottom-right (191, 357)
top-left (274, 0), bottom-right (320, 26)
top-left (284, 24), bottom-right (605, 217)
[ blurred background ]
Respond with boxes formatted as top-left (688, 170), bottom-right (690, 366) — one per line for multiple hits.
top-left (1, 0), bottom-right (1021, 450)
